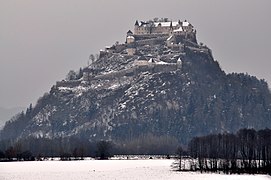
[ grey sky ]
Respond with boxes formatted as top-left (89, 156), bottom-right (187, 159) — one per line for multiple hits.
top-left (0, 0), bottom-right (271, 108)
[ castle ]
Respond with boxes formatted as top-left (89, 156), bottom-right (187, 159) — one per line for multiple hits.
top-left (98, 18), bottom-right (196, 57)
top-left (56, 18), bottom-right (200, 88)
top-left (133, 18), bottom-right (194, 35)
top-left (125, 18), bottom-right (196, 55)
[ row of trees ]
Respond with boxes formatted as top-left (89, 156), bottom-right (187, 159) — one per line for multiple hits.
top-left (0, 146), bottom-right (33, 161)
top-left (65, 53), bottom-right (99, 81)
top-left (0, 133), bottom-right (180, 161)
top-left (0, 138), bottom-right (113, 161)
top-left (115, 134), bottom-right (179, 155)
top-left (177, 128), bottom-right (271, 175)
top-left (2, 128), bottom-right (270, 175)
top-left (0, 134), bottom-right (178, 161)
top-left (66, 68), bottom-right (84, 81)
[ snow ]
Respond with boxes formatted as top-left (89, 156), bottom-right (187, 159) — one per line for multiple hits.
top-left (154, 22), bottom-right (179, 27)
top-left (0, 159), bottom-right (269, 180)
top-left (161, 90), bottom-right (166, 94)
top-left (58, 86), bottom-right (88, 97)
top-left (127, 36), bottom-right (135, 39)
top-left (108, 83), bottom-right (120, 90)
top-left (177, 58), bottom-right (182, 63)
top-left (174, 26), bottom-right (183, 32)
top-left (156, 61), bottom-right (169, 65)
top-left (167, 35), bottom-right (173, 41)
top-left (148, 58), bottom-right (155, 63)
top-left (119, 102), bottom-right (127, 109)
top-left (182, 21), bottom-right (190, 26)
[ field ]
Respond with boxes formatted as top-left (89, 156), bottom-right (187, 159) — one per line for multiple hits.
top-left (0, 159), bottom-right (270, 180)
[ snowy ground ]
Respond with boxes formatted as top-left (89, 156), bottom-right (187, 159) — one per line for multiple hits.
top-left (0, 159), bottom-right (270, 180)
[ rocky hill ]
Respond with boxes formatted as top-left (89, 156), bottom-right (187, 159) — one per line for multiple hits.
top-left (1, 19), bottom-right (271, 146)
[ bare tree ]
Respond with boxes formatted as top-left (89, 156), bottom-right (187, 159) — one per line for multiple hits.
top-left (89, 54), bottom-right (95, 64)
top-left (176, 146), bottom-right (184, 171)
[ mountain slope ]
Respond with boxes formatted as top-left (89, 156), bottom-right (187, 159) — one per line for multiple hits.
top-left (0, 107), bottom-right (24, 129)
top-left (1, 24), bottom-right (271, 145)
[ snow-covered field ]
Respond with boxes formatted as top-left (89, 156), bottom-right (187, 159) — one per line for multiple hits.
top-left (0, 159), bottom-right (270, 180)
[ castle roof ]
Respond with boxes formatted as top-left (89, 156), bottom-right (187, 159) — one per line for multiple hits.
top-left (177, 58), bottom-right (182, 62)
top-left (148, 58), bottom-right (155, 63)
top-left (136, 19), bottom-right (193, 28)
top-left (154, 21), bottom-right (179, 27)
top-left (127, 30), bottom-right (133, 34)
top-left (173, 26), bottom-right (183, 32)
top-left (127, 36), bottom-right (135, 39)
top-left (182, 21), bottom-right (190, 27)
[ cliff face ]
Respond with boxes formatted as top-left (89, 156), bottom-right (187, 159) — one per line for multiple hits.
top-left (1, 32), bottom-right (271, 145)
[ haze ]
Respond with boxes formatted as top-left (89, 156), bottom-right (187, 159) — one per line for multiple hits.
top-left (0, 0), bottom-right (271, 109)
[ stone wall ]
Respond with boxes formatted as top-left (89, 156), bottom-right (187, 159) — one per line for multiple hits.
top-left (133, 34), bottom-right (168, 41)
top-left (57, 62), bottom-right (179, 88)
top-left (135, 36), bottom-right (168, 46)
top-left (92, 63), bottom-right (179, 81)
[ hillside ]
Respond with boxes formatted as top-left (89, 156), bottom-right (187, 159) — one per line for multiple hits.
top-left (0, 107), bottom-right (24, 129)
top-left (1, 19), bottom-right (271, 147)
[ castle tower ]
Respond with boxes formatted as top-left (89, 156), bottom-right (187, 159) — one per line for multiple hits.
top-left (127, 30), bottom-right (133, 36)
top-left (134, 20), bottom-right (139, 35)
top-left (178, 20), bottom-right (182, 25)
top-left (127, 48), bottom-right (136, 55)
top-left (126, 35), bottom-right (135, 44)
top-left (126, 30), bottom-right (135, 44)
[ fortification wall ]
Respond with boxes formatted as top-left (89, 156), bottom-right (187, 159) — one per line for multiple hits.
top-left (175, 32), bottom-right (197, 44)
top-left (92, 63), bottom-right (178, 81)
top-left (135, 36), bottom-right (168, 46)
top-left (114, 44), bottom-right (127, 53)
top-left (57, 63), bottom-right (179, 88)
top-left (93, 69), bottom-right (132, 81)
top-left (153, 64), bottom-right (178, 72)
top-left (133, 34), bottom-right (168, 41)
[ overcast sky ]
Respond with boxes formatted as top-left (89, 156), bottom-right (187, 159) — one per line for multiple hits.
top-left (0, 0), bottom-right (271, 108)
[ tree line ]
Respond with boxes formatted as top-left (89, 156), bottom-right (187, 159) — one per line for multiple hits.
top-left (176, 128), bottom-right (271, 175)
top-left (0, 134), bottom-right (179, 161)
top-left (1, 128), bottom-right (271, 176)
top-left (0, 138), bottom-right (113, 161)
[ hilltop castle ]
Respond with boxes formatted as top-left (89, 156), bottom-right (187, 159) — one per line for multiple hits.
top-left (97, 18), bottom-right (197, 57)
top-left (56, 18), bottom-right (202, 87)
top-left (133, 18), bottom-right (194, 35)
top-left (124, 18), bottom-right (197, 56)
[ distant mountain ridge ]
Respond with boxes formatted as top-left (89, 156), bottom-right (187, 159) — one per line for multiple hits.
top-left (1, 18), bottom-right (271, 145)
